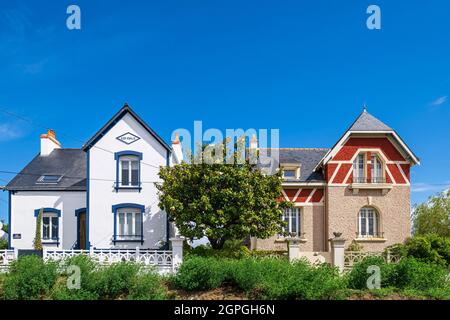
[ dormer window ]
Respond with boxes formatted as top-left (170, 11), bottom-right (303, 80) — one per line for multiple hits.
top-left (114, 151), bottom-right (143, 191)
top-left (281, 164), bottom-right (300, 180)
top-left (36, 175), bottom-right (62, 184)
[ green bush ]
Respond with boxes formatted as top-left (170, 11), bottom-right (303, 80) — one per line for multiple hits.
top-left (3, 255), bottom-right (58, 300)
top-left (172, 256), bottom-right (229, 291)
top-left (128, 273), bottom-right (169, 300)
top-left (232, 258), bottom-right (345, 300)
top-left (394, 257), bottom-right (448, 291)
top-left (51, 255), bottom-right (100, 300)
top-left (346, 256), bottom-right (397, 290)
top-left (92, 262), bottom-right (141, 299)
top-left (172, 256), bottom-right (346, 299)
top-left (186, 240), bottom-right (251, 259)
top-left (403, 234), bottom-right (450, 267)
top-left (0, 238), bottom-right (8, 250)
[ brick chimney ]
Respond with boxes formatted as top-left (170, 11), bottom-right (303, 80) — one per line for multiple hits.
top-left (40, 129), bottom-right (61, 156)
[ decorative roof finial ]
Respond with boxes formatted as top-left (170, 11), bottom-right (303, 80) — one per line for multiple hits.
top-left (363, 102), bottom-right (367, 112)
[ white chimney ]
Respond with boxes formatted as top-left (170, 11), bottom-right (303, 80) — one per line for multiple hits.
top-left (40, 129), bottom-right (61, 156)
top-left (250, 134), bottom-right (258, 149)
top-left (171, 132), bottom-right (183, 165)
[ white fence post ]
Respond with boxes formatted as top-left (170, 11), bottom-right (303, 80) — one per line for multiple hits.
top-left (329, 232), bottom-right (346, 273)
top-left (14, 247), bottom-right (19, 260)
top-left (89, 246), bottom-right (94, 258)
top-left (170, 237), bottom-right (184, 271)
top-left (135, 246), bottom-right (140, 262)
top-left (287, 237), bottom-right (300, 262)
top-left (42, 247), bottom-right (47, 261)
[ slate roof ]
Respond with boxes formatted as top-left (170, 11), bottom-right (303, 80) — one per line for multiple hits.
top-left (6, 149), bottom-right (86, 191)
top-left (348, 110), bottom-right (393, 131)
top-left (258, 148), bottom-right (329, 182)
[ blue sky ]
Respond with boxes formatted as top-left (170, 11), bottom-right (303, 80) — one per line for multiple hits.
top-left (1, 0), bottom-right (449, 221)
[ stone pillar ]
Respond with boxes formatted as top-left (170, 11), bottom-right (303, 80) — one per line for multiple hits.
top-left (170, 237), bottom-right (185, 271)
top-left (287, 237), bottom-right (300, 262)
top-left (329, 232), bottom-right (346, 273)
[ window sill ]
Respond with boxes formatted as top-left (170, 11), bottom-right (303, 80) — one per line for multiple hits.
top-left (114, 186), bottom-right (142, 192)
top-left (350, 183), bottom-right (392, 195)
top-left (113, 239), bottom-right (144, 245)
top-left (42, 241), bottom-right (60, 245)
top-left (354, 237), bottom-right (387, 243)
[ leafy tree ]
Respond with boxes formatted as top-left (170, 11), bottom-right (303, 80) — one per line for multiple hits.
top-left (34, 208), bottom-right (43, 250)
top-left (413, 190), bottom-right (450, 237)
top-left (2, 222), bottom-right (8, 234)
top-left (156, 138), bottom-right (290, 249)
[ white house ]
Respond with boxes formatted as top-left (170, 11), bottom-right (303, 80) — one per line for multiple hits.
top-left (6, 104), bottom-right (182, 250)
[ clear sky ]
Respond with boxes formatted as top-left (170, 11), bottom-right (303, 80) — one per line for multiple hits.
top-left (1, 0), bottom-right (449, 221)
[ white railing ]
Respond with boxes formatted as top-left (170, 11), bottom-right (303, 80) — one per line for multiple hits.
top-left (42, 248), bottom-right (174, 273)
top-left (344, 250), bottom-right (401, 271)
top-left (0, 238), bottom-right (184, 274)
top-left (0, 250), bottom-right (15, 272)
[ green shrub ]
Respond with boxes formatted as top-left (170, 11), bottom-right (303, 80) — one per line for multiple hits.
top-left (249, 250), bottom-right (288, 260)
top-left (237, 259), bottom-right (345, 300)
top-left (403, 234), bottom-right (450, 267)
top-left (186, 240), bottom-right (251, 259)
top-left (394, 257), bottom-right (448, 291)
top-left (3, 255), bottom-right (58, 300)
top-left (346, 256), bottom-right (397, 290)
top-left (174, 256), bottom-right (346, 299)
top-left (51, 255), bottom-right (100, 300)
top-left (92, 262), bottom-right (141, 299)
top-left (172, 256), bottom-right (230, 291)
top-left (0, 238), bottom-right (8, 250)
top-left (128, 273), bottom-right (169, 300)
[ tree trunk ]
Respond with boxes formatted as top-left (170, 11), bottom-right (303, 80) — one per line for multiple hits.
top-left (209, 237), bottom-right (226, 250)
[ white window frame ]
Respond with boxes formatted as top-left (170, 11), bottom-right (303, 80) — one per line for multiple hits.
top-left (358, 207), bottom-right (379, 238)
top-left (371, 154), bottom-right (384, 183)
top-left (119, 155), bottom-right (140, 187)
top-left (353, 153), bottom-right (366, 182)
top-left (42, 213), bottom-right (59, 241)
top-left (282, 207), bottom-right (301, 235)
top-left (116, 208), bottom-right (142, 241)
top-left (281, 164), bottom-right (301, 180)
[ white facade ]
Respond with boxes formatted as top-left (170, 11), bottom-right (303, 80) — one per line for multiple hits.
top-left (7, 106), bottom-right (176, 251)
top-left (87, 112), bottom-right (169, 249)
top-left (9, 191), bottom-right (85, 249)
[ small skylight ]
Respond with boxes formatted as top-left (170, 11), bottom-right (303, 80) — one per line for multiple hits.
top-left (36, 175), bottom-right (63, 184)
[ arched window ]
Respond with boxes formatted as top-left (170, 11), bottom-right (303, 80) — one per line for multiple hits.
top-left (358, 207), bottom-right (380, 237)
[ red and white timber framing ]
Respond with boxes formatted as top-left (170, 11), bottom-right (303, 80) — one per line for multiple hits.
top-left (281, 187), bottom-right (325, 205)
top-left (325, 137), bottom-right (411, 186)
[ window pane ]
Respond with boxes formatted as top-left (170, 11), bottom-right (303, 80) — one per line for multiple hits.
top-left (119, 212), bottom-right (125, 236)
top-left (291, 209), bottom-right (297, 234)
top-left (121, 161), bottom-right (129, 186)
top-left (43, 217), bottom-right (50, 239)
top-left (283, 209), bottom-right (290, 233)
top-left (368, 211), bottom-right (374, 236)
top-left (127, 212), bottom-right (133, 235)
top-left (135, 213), bottom-right (142, 237)
top-left (51, 217), bottom-right (59, 239)
top-left (131, 161), bottom-right (139, 186)
top-left (360, 210), bottom-right (367, 235)
top-left (283, 170), bottom-right (296, 178)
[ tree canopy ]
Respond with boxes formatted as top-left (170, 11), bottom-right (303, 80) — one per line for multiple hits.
top-left (156, 139), bottom-right (290, 249)
top-left (413, 190), bottom-right (450, 237)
